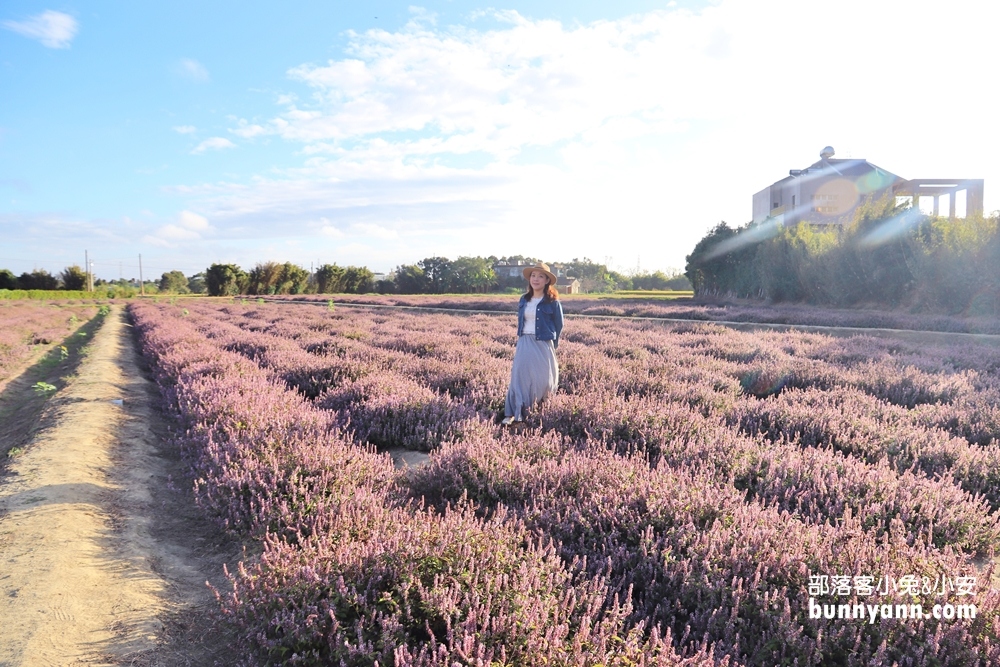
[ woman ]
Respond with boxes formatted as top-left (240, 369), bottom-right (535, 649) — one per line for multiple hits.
top-left (501, 263), bottom-right (564, 425)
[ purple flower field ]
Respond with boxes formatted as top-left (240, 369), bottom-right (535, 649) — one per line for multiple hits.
top-left (271, 293), bottom-right (1000, 335)
top-left (0, 301), bottom-right (98, 381)
top-left (129, 299), bottom-right (1000, 666)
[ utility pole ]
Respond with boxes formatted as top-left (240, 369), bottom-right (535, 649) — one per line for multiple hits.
top-left (139, 254), bottom-right (145, 296)
top-left (85, 250), bottom-right (90, 291)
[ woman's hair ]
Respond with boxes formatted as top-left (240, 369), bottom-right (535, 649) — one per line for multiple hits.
top-left (524, 277), bottom-right (559, 302)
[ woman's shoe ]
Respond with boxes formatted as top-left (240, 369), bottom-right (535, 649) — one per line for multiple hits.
top-left (501, 416), bottom-right (516, 426)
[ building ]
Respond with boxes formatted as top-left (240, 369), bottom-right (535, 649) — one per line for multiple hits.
top-left (492, 259), bottom-right (531, 279)
top-left (493, 260), bottom-right (580, 292)
top-left (752, 147), bottom-right (984, 225)
top-left (556, 277), bottom-right (581, 294)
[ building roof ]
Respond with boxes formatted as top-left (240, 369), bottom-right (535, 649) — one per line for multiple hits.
top-left (786, 158), bottom-right (899, 186)
top-left (753, 148), bottom-right (905, 224)
top-left (780, 151), bottom-right (902, 190)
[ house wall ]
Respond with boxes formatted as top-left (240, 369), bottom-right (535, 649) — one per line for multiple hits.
top-left (560, 283), bottom-right (578, 294)
top-left (757, 167), bottom-right (897, 226)
top-left (752, 186), bottom-right (774, 223)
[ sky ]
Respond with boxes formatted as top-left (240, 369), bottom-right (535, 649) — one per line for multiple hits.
top-left (2, 0), bottom-right (998, 281)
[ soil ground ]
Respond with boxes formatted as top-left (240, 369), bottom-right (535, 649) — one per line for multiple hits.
top-left (0, 306), bottom-right (241, 666)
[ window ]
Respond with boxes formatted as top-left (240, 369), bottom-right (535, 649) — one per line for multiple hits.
top-left (811, 193), bottom-right (839, 213)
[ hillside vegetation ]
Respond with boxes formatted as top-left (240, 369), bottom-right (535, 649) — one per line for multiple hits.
top-left (686, 197), bottom-right (1000, 316)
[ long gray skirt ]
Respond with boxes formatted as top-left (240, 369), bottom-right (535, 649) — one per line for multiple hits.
top-left (504, 334), bottom-right (559, 419)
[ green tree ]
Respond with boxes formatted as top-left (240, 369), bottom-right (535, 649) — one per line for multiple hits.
top-left (665, 274), bottom-right (692, 290)
top-left (418, 257), bottom-right (454, 293)
top-left (685, 222), bottom-right (760, 297)
top-left (205, 263), bottom-right (247, 296)
top-left (60, 265), bottom-right (88, 291)
top-left (158, 270), bottom-right (191, 294)
top-left (906, 212), bottom-right (999, 314)
top-left (630, 270), bottom-right (691, 291)
top-left (607, 270), bottom-right (630, 291)
top-left (684, 198), bottom-right (1000, 314)
top-left (18, 269), bottom-right (59, 290)
top-left (393, 264), bottom-right (427, 293)
top-left (754, 229), bottom-right (808, 302)
top-left (276, 262), bottom-right (310, 294)
top-left (342, 266), bottom-right (374, 293)
top-left (187, 272), bottom-right (207, 294)
top-left (246, 262), bottom-right (284, 295)
top-left (563, 258), bottom-right (617, 293)
top-left (315, 264), bottom-right (346, 293)
top-left (448, 256), bottom-right (496, 293)
top-left (0, 269), bottom-right (16, 290)
top-left (630, 272), bottom-right (654, 290)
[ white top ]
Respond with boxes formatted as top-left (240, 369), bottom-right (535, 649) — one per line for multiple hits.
top-left (522, 296), bottom-right (542, 335)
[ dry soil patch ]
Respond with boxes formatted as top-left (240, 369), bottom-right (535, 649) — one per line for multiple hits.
top-left (0, 306), bottom-right (239, 666)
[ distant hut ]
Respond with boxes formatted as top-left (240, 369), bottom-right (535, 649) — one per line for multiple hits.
top-left (557, 276), bottom-right (580, 294)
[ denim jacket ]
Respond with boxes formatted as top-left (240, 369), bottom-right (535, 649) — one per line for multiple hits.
top-left (517, 295), bottom-right (564, 348)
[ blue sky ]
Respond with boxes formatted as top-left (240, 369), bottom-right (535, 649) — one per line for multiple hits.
top-left (2, 0), bottom-right (997, 281)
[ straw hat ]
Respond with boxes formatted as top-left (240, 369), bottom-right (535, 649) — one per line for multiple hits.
top-left (522, 263), bottom-right (557, 284)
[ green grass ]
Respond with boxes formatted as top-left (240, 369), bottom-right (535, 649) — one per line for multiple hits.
top-left (0, 289), bottom-right (130, 300)
top-left (32, 381), bottom-right (57, 396)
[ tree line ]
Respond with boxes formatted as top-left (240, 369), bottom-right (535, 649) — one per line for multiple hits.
top-left (389, 256), bottom-right (689, 294)
top-left (0, 265), bottom-right (174, 296)
top-left (0, 266), bottom-right (91, 291)
top-left (685, 195), bottom-right (1000, 315)
top-left (198, 257), bottom-right (690, 296)
top-left (198, 262), bottom-right (376, 296)
top-left (1, 257), bottom-right (691, 297)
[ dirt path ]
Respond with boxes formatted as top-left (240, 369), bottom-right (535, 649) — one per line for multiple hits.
top-left (0, 306), bottom-right (238, 667)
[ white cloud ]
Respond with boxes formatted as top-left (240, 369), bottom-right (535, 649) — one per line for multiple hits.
top-left (262, 9), bottom-right (731, 151)
top-left (178, 210), bottom-right (210, 230)
top-left (173, 125), bottom-right (197, 134)
top-left (191, 137), bottom-right (236, 154)
top-left (176, 58), bottom-right (210, 83)
top-left (350, 222), bottom-right (399, 240)
top-left (177, 0), bottom-right (997, 271)
top-left (3, 10), bottom-right (78, 49)
top-left (230, 119), bottom-right (269, 138)
top-left (155, 224), bottom-right (200, 241)
top-left (319, 218), bottom-right (344, 237)
top-left (141, 210), bottom-right (213, 248)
